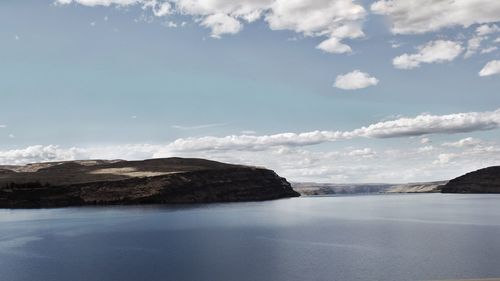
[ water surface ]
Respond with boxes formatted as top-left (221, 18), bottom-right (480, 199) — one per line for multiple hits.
top-left (1, 194), bottom-right (500, 281)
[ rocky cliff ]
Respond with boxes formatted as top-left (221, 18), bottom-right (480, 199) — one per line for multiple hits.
top-left (441, 166), bottom-right (500, 193)
top-left (0, 158), bottom-right (299, 208)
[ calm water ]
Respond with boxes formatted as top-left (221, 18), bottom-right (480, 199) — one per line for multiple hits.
top-left (1, 194), bottom-right (500, 281)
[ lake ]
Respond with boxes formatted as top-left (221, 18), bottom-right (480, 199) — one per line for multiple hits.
top-left (1, 194), bottom-right (500, 281)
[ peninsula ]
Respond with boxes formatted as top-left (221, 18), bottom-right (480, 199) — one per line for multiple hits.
top-left (0, 158), bottom-right (299, 208)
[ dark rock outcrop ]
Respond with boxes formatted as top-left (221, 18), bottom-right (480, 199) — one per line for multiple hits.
top-left (441, 166), bottom-right (500, 193)
top-left (0, 158), bottom-right (299, 208)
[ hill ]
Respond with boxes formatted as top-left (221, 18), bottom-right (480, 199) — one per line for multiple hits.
top-left (441, 166), bottom-right (500, 193)
top-left (0, 158), bottom-right (299, 208)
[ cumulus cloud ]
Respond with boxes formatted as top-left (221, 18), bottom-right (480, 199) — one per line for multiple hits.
top-left (334, 70), bottom-right (379, 90)
top-left (316, 37), bottom-right (352, 54)
top-left (417, 145), bottom-right (434, 153)
top-left (346, 148), bottom-right (376, 158)
top-left (393, 40), bottom-right (463, 69)
top-left (267, 0), bottom-right (366, 53)
top-left (148, 1), bottom-right (172, 16)
top-left (266, 0), bottom-right (365, 36)
top-left (56, 0), bottom-right (141, 6)
top-left (0, 145), bottom-right (83, 165)
top-left (56, 0), bottom-right (367, 53)
top-left (442, 137), bottom-right (482, 148)
top-left (476, 24), bottom-right (500, 36)
top-left (420, 137), bottom-right (431, 144)
top-left (479, 60), bottom-right (500, 77)
top-left (481, 46), bottom-right (498, 54)
top-left (464, 36), bottom-right (484, 58)
top-left (201, 13), bottom-right (243, 38)
top-left (371, 0), bottom-right (500, 34)
top-left (433, 153), bottom-right (456, 165)
top-left (0, 144), bottom-right (164, 165)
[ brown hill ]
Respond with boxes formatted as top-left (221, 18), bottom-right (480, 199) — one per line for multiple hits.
top-left (0, 158), bottom-right (299, 208)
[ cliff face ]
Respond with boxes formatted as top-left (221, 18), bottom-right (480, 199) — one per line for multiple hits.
top-left (441, 166), bottom-right (500, 193)
top-left (0, 158), bottom-right (299, 208)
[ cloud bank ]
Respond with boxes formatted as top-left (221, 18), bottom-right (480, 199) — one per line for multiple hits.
top-left (161, 108), bottom-right (500, 152)
top-left (3, 109), bottom-right (497, 165)
top-left (2, 108), bottom-right (500, 183)
top-left (2, 137), bottom-right (499, 183)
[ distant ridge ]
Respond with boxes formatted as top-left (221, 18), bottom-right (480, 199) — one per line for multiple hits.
top-left (292, 181), bottom-right (445, 195)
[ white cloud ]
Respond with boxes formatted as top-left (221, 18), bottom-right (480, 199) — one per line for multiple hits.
top-left (175, 0), bottom-right (272, 21)
top-left (420, 137), bottom-right (430, 144)
top-left (267, 0), bottom-right (366, 53)
top-left (433, 153), bottom-right (456, 165)
top-left (56, 0), bottom-right (141, 6)
top-left (371, 0), bottom-right (500, 34)
top-left (201, 13), bottom-right (242, 38)
top-left (164, 21), bottom-right (177, 28)
top-left (481, 46), bottom-right (498, 54)
top-left (464, 36), bottom-right (483, 58)
top-left (0, 125), bottom-right (5, 128)
top-left (334, 70), bottom-right (379, 90)
top-left (476, 24), bottom-right (500, 36)
top-left (56, 0), bottom-right (367, 53)
top-left (417, 145), bottom-right (434, 153)
top-left (159, 108), bottom-right (500, 152)
top-left (442, 137), bottom-right (482, 148)
top-left (390, 42), bottom-right (402, 48)
top-left (148, 1), bottom-right (172, 17)
top-left (316, 37), bottom-right (352, 54)
top-left (346, 148), bottom-right (376, 158)
top-left (0, 145), bottom-right (83, 165)
top-left (266, 0), bottom-right (365, 36)
top-left (393, 40), bottom-right (463, 69)
top-left (352, 109), bottom-right (500, 138)
top-left (479, 60), bottom-right (500, 77)
top-left (8, 134), bottom-right (15, 139)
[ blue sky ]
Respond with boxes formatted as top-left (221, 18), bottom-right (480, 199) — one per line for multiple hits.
top-left (1, 0), bottom-right (500, 183)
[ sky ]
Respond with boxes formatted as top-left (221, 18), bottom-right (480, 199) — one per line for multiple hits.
top-left (1, 0), bottom-right (500, 183)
